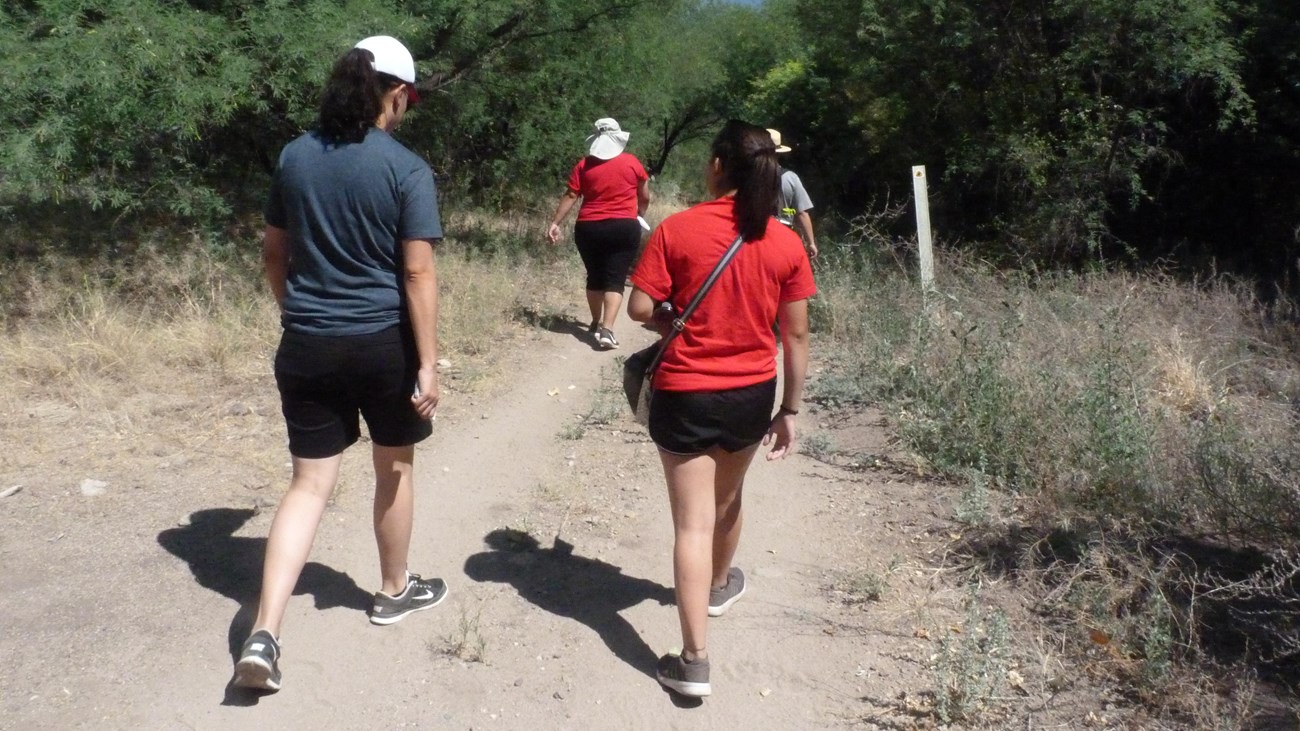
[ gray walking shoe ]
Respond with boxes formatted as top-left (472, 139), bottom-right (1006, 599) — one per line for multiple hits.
top-left (370, 572), bottom-right (448, 626)
top-left (595, 327), bottom-right (619, 349)
top-left (656, 652), bottom-right (711, 697)
top-left (233, 629), bottom-right (282, 691)
top-left (708, 567), bottom-right (746, 617)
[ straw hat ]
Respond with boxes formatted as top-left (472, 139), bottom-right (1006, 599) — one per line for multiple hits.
top-left (767, 128), bottom-right (792, 153)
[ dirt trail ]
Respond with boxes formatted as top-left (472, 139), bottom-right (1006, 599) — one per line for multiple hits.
top-left (1, 311), bottom-right (961, 730)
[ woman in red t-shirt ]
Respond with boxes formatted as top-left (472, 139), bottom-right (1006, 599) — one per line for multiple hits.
top-left (627, 120), bottom-right (815, 698)
top-left (546, 118), bottom-right (652, 350)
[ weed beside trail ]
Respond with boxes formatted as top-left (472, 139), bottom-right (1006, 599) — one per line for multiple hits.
top-left (810, 223), bottom-right (1300, 725)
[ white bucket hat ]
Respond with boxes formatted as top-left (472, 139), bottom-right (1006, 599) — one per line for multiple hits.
top-left (586, 118), bottom-right (630, 160)
top-left (355, 35), bottom-right (420, 104)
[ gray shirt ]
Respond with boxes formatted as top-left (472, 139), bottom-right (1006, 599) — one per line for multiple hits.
top-left (777, 168), bottom-right (813, 225)
top-left (266, 128), bottom-right (442, 336)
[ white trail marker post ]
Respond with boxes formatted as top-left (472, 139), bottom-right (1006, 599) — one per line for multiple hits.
top-left (912, 165), bottom-right (935, 295)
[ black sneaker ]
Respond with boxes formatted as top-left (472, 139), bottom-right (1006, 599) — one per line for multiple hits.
top-left (656, 652), bottom-right (711, 697)
top-left (588, 320), bottom-right (600, 334)
top-left (370, 572), bottom-right (448, 626)
top-left (708, 567), bottom-right (746, 617)
top-left (233, 630), bottom-right (282, 692)
top-left (595, 327), bottom-right (619, 350)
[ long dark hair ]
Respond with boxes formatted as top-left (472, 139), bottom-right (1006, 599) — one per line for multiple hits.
top-left (317, 48), bottom-right (403, 143)
top-left (711, 119), bottom-right (781, 241)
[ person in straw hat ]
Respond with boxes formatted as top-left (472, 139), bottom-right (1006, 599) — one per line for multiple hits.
top-left (546, 118), bottom-right (652, 350)
top-left (768, 128), bottom-right (818, 259)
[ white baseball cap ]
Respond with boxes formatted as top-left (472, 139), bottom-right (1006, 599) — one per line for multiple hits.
top-left (355, 35), bottom-right (420, 104)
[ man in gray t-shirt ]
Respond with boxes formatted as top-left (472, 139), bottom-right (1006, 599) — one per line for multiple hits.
top-left (768, 129), bottom-right (817, 259)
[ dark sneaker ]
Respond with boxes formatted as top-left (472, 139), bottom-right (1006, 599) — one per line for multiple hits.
top-left (370, 572), bottom-right (448, 626)
top-left (233, 630), bottom-right (282, 692)
top-left (708, 567), bottom-right (746, 617)
top-left (656, 653), bottom-right (711, 697)
top-left (588, 320), bottom-right (600, 334)
top-left (596, 327), bottom-right (619, 350)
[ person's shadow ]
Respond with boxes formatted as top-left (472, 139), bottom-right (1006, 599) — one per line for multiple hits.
top-left (464, 528), bottom-right (674, 680)
top-left (513, 306), bottom-right (605, 349)
top-left (157, 507), bottom-right (372, 705)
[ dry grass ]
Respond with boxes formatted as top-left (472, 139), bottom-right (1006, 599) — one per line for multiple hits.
top-left (0, 212), bottom-right (581, 413)
top-left (810, 232), bottom-right (1300, 725)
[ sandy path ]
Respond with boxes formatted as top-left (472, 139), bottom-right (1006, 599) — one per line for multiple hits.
top-left (1, 314), bottom-right (927, 730)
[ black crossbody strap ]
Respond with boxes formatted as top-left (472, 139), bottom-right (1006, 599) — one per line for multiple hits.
top-left (645, 233), bottom-right (746, 375)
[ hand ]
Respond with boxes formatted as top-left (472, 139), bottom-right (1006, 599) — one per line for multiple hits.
top-left (546, 223), bottom-right (562, 244)
top-left (763, 412), bottom-right (796, 460)
top-left (807, 241), bottom-right (819, 259)
top-left (411, 366), bottom-right (440, 420)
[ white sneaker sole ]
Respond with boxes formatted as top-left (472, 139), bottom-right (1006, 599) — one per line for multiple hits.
top-left (233, 657), bottom-right (281, 691)
top-left (708, 582), bottom-right (746, 617)
top-left (658, 674), bottom-right (712, 697)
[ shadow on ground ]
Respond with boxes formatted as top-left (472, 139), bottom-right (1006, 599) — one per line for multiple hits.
top-left (157, 507), bottom-right (371, 705)
top-left (513, 306), bottom-right (603, 348)
top-left (464, 528), bottom-right (673, 679)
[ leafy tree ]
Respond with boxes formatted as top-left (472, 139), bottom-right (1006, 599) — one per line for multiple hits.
top-left (760, 0), bottom-right (1256, 262)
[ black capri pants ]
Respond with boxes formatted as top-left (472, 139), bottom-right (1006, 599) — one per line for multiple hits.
top-left (573, 218), bottom-right (641, 291)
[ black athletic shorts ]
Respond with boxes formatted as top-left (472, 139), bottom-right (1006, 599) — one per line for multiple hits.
top-left (274, 325), bottom-right (432, 459)
top-left (648, 378), bottom-right (778, 455)
top-left (573, 218), bottom-right (641, 291)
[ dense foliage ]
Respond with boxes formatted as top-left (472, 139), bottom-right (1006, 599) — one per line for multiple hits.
top-left (1, 0), bottom-right (1297, 277)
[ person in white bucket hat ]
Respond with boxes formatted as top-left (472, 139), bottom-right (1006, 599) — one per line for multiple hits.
top-left (546, 118), bottom-right (652, 350)
top-left (233, 34), bottom-right (447, 693)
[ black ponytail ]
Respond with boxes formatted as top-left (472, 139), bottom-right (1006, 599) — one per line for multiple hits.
top-left (711, 119), bottom-right (781, 241)
top-left (317, 48), bottom-right (400, 144)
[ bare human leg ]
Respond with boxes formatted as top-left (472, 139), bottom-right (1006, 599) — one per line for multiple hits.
top-left (661, 449), bottom-right (717, 662)
top-left (251, 454), bottom-right (343, 638)
top-left (710, 443), bottom-right (759, 589)
top-left (601, 289), bottom-right (624, 330)
top-left (372, 443), bottom-right (416, 596)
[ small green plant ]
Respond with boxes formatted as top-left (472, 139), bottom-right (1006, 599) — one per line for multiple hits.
top-left (801, 432), bottom-right (835, 462)
top-left (839, 556), bottom-right (901, 603)
top-left (438, 602), bottom-right (487, 664)
top-left (844, 571), bottom-right (888, 602)
top-left (932, 589), bottom-right (1012, 725)
top-left (955, 468), bottom-right (991, 526)
top-left (558, 420), bottom-right (586, 441)
top-left (1140, 591), bottom-right (1175, 689)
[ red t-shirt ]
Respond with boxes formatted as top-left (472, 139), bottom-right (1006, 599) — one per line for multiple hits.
top-left (567, 153), bottom-right (649, 222)
top-left (630, 197), bottom-right (817, 392)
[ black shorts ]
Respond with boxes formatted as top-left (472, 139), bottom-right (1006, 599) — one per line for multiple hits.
top-left (648, 378), bottom-right (778, 455)
top-left (274, 325), bottom-right (432, 459)
top-left (573, 218), bottom-right (641, 291)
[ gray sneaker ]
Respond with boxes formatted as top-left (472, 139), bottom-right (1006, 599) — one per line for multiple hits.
top-left (595, 327), bottom-right (619, 350)
top-left (233, 629), bottom-right (282, 691)
top-left (708, 567), bottom-right (746, 617)
top-left (370, 572), bottom-right (448, 626)
top-left (656, 653), bottom-right (711, 697)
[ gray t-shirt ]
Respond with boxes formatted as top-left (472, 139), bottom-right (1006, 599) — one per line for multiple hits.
top-left (265, 128), bottom-right (442, 336)
top-left (777, 168), bottom-right (814, 225)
